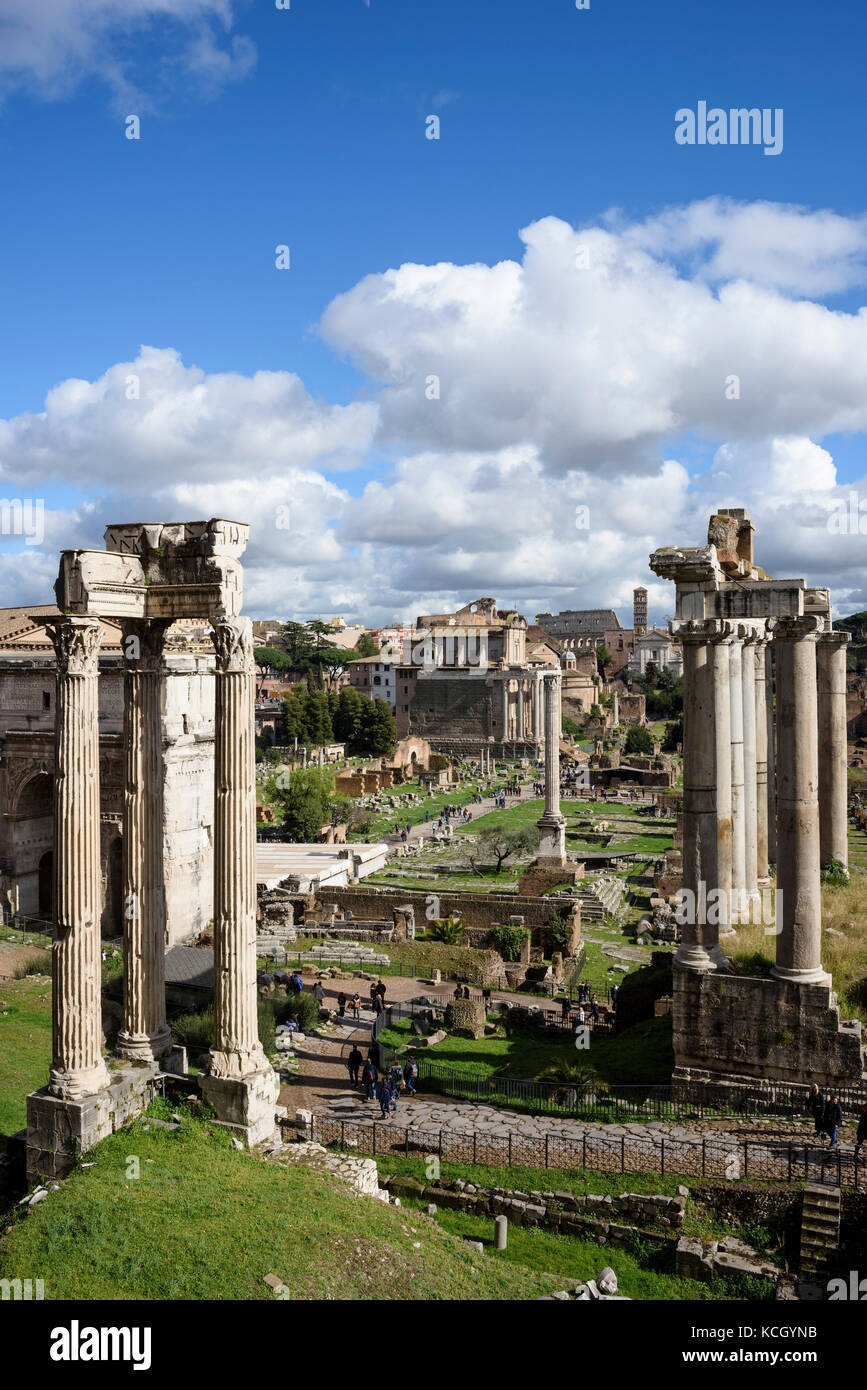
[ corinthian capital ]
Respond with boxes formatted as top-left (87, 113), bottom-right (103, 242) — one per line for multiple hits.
top-left (40, 615), bottom-right (102, 675)
top-left (211, 617), bottom-right (253, 673)
top-left (120, 618), bottom-right (170, 671)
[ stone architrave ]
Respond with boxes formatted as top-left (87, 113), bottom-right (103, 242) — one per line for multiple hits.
top-left (754, 637), bottom-right (770, 882)
top-left (42, 617), bottom-right (112, 1100)
top-left (672, 620), bottom-right (731, 969)
top-left (200, 617), bottom-right (279, 1140)
top-left (536, 672), bottom-right (566, 862)
top-left (770, 616), bottom-right (826, 985)
top-left (817, 631), bottom-right (850, 873)
top-left (116, 619), bottom-right (172, 1062)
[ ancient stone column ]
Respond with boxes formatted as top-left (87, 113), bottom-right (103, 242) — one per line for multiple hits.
top-left (817, 631), bottom-right (850, 873)
top-left (537, 672), bottom-right (566, 861)
top-left (116, 619), bottom-right (172, 1063)
top-left (516, 677), bottom-right (524, 742)
top-left (42, 617), bottom-right (111, 1100)
top-left (501, 679), bottom-right (510, 742)
top-left (207, 617), bottom-right (274, 1080)
top-left (771, 616), bottom-right (826, 984)
top-left (765, 643), bottom-right (776, 866)
top-left (673, 621), bottom-right (731, 970)
top-left (754, 636), bottom-right (770, 882)
top-left (740, 629), bottom-right (760, 921)
top-left (728, 630), bottom-right (746, 924)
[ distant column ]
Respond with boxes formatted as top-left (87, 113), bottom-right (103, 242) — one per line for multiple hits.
top-left (116, 619), bottom-right (172, 1062)
top-left (42, 617), bottom-right (111, 1100)
top-left (817, 631), bottom-right (850, 873)
top-left (537, 672), bottom-right (566, 861)
top-left (741, 629), bottom-right (760, 921)
top-left (516, 678), bottom-right (525, 742)
top-left (728, 631), bottom-right (746, 925)
top-left (771, 616), bottom-right (826, 985)
top-left (501, 679), bottom-right (510, 742)
top-left (673, 620), bottom-right (731, 971)
top-left (754, 636), bottom-right (770, 882)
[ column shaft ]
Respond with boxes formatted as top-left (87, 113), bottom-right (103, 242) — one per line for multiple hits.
top-left (772, 618), bottom-right (825, 984)
top-left (537, 671), bottom-right (566, 860)
top-left (817, 632), bottom-right (850, 872)
top-left (754, 639), bottom-right (769, 881)
top-left (209, 618), bottom-right (270, 1076)
top-left (44, 617), bottom-right (111, 1100)
top-left (729, 634), bottom-right (746, 924)
top-left (766, 644), bottom-right (777, 865)
top-left (117, 620), bottom-right (171, 1061)
top-left (741, 632), bottom-right (760, 919)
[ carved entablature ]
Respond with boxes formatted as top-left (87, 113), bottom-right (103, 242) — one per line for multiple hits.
top-left (649, 545), bottom-right (724, 587)
top-left (55, 519), bottom-right (248, 622)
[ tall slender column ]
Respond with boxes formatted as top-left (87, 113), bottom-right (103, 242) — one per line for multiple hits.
top-left (765, 644), bottom-right (776, 866)
top-left (741, 629), bottom-right (760, 920)
top-left (501, 679), bottom-right (510, 742)
top-left (728, 631), bottom-right (746, 924)
top-left (537, 672), bottom-right (566, 861)
top-left (771, 616), bottom-right (826, 984)
top-left (208, 618), bottom-right (272, 1078)
top-left (817, 631), bottom-right (850, 872)
top-left (754, 636), bottom-right (770, 882)
top-left (42, 617), bottom-right (111, 1100)
top-left (673, 621), bottom-right (731, 970)
top-left (116, 620), bottom-right (172, 1062)
top-left (516, 678), bottom-right (524, 742)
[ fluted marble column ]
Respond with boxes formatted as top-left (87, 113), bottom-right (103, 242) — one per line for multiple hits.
top-left (501, 679), bottom-right (510, 742)
top-left (728, 631), bottom-right (746, 924)
top-left (537, 672), bottom-right (566, 861)
top-left (741, 629), bottom-right (760, 921)
top-left (43, 617), bottom-right (111, 1100)
top-left (116, 619), bottom-right (172, 1062)
top-left (208, 617), bottom-right (271, 1078)
top-left (765, 643), bottom-right (777, 866)
top-left (817, 631), bottom-right (850, 873)
top-left (771, 616), bottom-right (826, 985)
top-left (754, 637), bottom-right (770, 882)
top-left (674, 621), bottom-right (731, 970)
top-left (516, 678), bottom-right (524, 742)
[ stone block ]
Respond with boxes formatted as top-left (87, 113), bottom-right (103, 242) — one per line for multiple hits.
top-left (675, 1236), bottom-right (717, 1285)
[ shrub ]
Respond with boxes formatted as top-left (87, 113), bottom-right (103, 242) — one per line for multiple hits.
top-left (432, 915), bottom-right (463, 945)
top-left (489, 924), bottom-right (529, 961)
top-left (275, 989), bottom-right (321, 1033)
top-left (820, 858), bottom-right (849, 887)
top-left (172, 1006), bottom-right (214, 1050)
top-left (257, 1000), bottom-right (276, 1055)
top-left (12, 951), bottom-right (51, 979)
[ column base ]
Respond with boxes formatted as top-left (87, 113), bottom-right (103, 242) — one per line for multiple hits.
top-left (199, 1066), bottom-right (280, 1148)
top-left (674, 943), bottom-right (731, 974)
top-left (536, 814), bottom-right (566, 862)
top-left (27, 1060), bottom-right (161, 1180)
top-left (48, 1057), bottom-right (112, 1102)
top-left (116, 1026), bottom-right (173, 1064)
top-left (770, 964), bottom-right (831, 987)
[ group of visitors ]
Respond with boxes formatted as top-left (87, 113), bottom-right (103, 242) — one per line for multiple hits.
top-left (346, 1044), bottom-right (419, 1115)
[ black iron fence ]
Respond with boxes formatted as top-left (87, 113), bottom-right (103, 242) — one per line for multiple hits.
top-left (0, 914), bottom-right (52, 949)
top-left (308, 1112), bottom-right (866, 1189)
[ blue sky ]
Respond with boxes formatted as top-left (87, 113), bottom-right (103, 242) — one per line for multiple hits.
top-left (1, 0), bottom-right (866, 621)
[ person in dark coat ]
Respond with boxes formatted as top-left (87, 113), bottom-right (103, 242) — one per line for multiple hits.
top-left (824, 1094), bottom-right (842, 1150)
top-left (347, 1045), bottom-right (363, 1087)
top-left (809, 1083), bottom-right (826, 1137)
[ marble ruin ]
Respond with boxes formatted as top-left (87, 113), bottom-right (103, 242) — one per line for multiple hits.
top-left (651, 508), bottom-right (864, 1099)
top-left (25, 519), bottom-right (278, 1179)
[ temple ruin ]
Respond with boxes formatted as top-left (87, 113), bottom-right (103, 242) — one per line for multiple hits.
top-left (651, 508), bottom-right (864, 1100)
top-left (25, 519), bottom-right (278, 1179)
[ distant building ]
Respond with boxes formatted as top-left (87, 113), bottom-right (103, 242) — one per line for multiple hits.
top-left (628, 627), bottom-right (683, 679)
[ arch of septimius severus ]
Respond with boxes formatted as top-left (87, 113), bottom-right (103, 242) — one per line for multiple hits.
top-left (25, 519), bottom-right (278, 1180)
top-left (651, 508), bottom-right (865, 1101)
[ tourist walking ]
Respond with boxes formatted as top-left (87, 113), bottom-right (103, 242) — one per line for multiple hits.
top-left (825, 1094), bottom-right (842, 1150)
top-left (403, 1054), bottom-right (418, 1095)
top-left (347, 1045), bottom-right (363, 1087)
top-left (312, 981), bottom-right (325, 1006)
top-left (809, 1083), bottom-right (826, 1137)
top-left (337, 991), bottom-right (346, 1017)
top-left (362, 1057), bottom-right (377, 1102)
top-left (368, 1040), bottom-right (381, 1071)
top-left (378, 1076), bottom-right (393, 1118)
top-left (350, 992), bottom-right (361, 1021)
top-left (388, 1062), bottom-right (404, 1110)
top-left (375, 979), bottom-right (387, 1004)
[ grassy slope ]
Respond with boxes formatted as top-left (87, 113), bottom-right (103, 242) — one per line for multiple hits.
top-left (0, 1108), bottom-right (563, 1301)
top-left (0, 973), bottom-right (52, 1147)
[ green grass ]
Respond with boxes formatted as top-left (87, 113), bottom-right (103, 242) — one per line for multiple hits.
top-left (392, 1199), bottom-right (772, 1300)
top-left (0, 973), bottom-right (52, 1147)
top-left (0, 1105), bottom-right (566, 1301)
top-left (380, 1015), bottom-right (674, 1089)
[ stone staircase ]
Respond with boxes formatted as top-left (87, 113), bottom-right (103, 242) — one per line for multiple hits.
top-left (799, 1182), bottom-right (841, 1281)
top-left (578, 876), bottom-right (626, 923)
